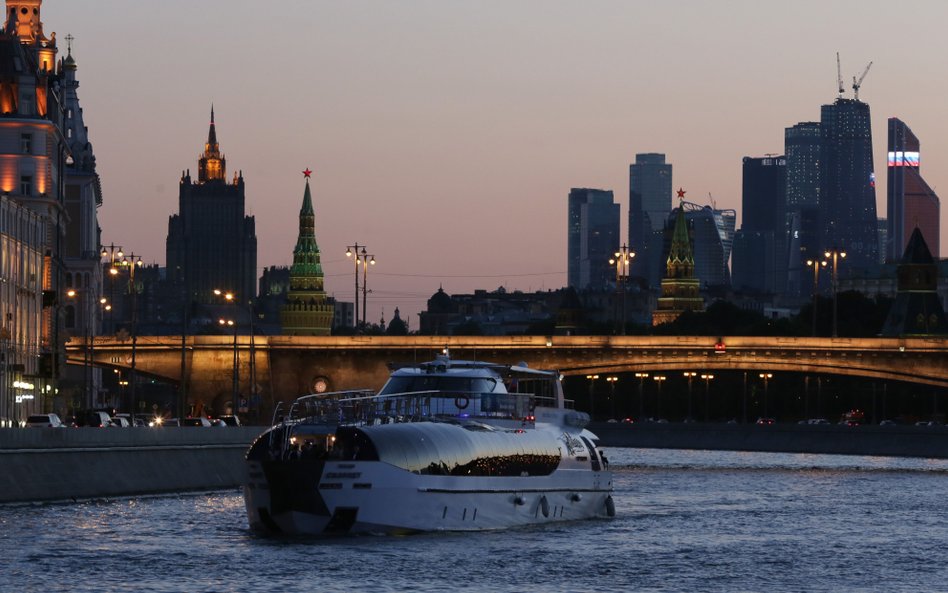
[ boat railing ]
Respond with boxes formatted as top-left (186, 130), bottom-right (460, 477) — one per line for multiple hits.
top-left (285, 389), bottom-right (554, 427)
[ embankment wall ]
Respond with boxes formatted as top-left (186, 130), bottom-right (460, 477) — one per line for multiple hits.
top-left (0, 427), bottom-right (263, 504)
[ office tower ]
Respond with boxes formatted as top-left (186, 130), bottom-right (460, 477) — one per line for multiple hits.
top-left (567, 188), bottom-right (620, 290)
top-left (887, 118), bottom-right (940, 260)
top-left (0, 0), bottom-right (68, 414)
top-left (820, 98), bottom-right (878, 271)
top-left (167, 108), bottom-right (257, 308)
top-left (653, 196), bottom-right (704, 325)
top-left (281, 172), bottom-right (333, 335)
top-left (737, 156), bottom-right (787, 293)
top-left (629, 153), bottom-right (672, 286)
top-left (662, 201), bottom-right (735, 289)
top-left (784, 122), bottom-right (823, 298)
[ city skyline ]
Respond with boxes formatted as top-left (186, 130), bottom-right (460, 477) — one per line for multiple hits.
top-left (53, 0), bottom-right (948, 323)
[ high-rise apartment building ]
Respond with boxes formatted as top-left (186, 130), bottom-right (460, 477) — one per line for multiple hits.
top-left (629, 153), bottom-right (672, 286)
top-left (886, 118), bottom-right (939, 261)
top-left (166, 108), bottom-right (257, 310)
top-left (820, 98), bottom-right (878, 271)
top-left (567, 188), bottom-right (619, 290)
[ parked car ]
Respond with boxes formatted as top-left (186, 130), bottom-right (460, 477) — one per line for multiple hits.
top-left (180, 417), bottom-right (212, 427)
top-left (879, 419), bottom-right (897, 426)
top-left (26, 413), bottom-right (64, 428)
top-left (218, 415), bottom-right (242, 427)
top-left (110, 416), bottom-right (131, 428)
top-left (756, 417), bottom-right (775, 426)
top-left (151, 417), bottom-right (180, 427)
top-left (807, 418), bottom-right (831, 425)
top-left (209, 418), bottom-right (228, 428)
top-left (74, 410), bottom-right (113, 428)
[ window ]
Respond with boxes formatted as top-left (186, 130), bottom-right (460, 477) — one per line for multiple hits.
top-left (19, 176), bottom-right (31, 196)
top-left (20, 133), bottom-right (31, 154)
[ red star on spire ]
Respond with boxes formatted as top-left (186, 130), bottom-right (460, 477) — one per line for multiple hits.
top-left (676, 187), bottom-right (686, 199)
top-left (303, 168), bottom-right (313, 178)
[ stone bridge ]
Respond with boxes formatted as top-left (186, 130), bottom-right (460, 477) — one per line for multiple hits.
top-left (67, 335), bottom-right (948, 415)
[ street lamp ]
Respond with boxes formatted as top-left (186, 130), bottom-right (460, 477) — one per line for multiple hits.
top-left (605, 376), bottom-right (618, 420)
top-left (100, 243), bottom-right (123, 334)
top-left (759, 372), bottom-right (773, 418)
top-left (121, 253), bottom-right (143, 417)
top-left (346, 244), bottom-right (376, 329)
top-left (700, 373), bottom-right (715, 422)
top-left (585, 374), bottom-right (599, 419)
top-left (824, 248), bottom-right (847, 337)
top-left (214, 289), bottom-right (257, 418)
top-left (635, 372), bottom-right (649, 420)
top-left (219, 318), bottom-right (238, 414)
top-left (652, 375), bottom-right (666, 420)
top-left (683, 371), bottom-right (697, 421)
top-left (805, 258), bottom-right (827, 337)
top-left (608, 244), bottom-right (635, 335)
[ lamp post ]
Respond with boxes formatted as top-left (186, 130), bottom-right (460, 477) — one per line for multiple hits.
top-left (346, 244), bottom-right (375, 329)
top-left (585, 374), bottom-right (599, 419)
top-left (759, 372), bottom-right (773, 418)
top-left (635, 372), bottom-right (648, 420)
top-left (121, 253), bottom-right (143, 417)
top-left (652, 375), bottom-right (666, 420)
top-left (605, 376), bottom-right (618, 420)
top-left (608, 244), bottom-right (634, 335)
top-left (805, 258), bottom-right (827, 336)
top-left (214, 289), bottom-right (256, 418)
top-left (66, 289), bottom-right (110, 410)
top-left (824, 248), bottom-right (846, 337)
top-left (100, 243), bottom-right (123, 334)
top-left (700, 373), bottom-right (715, 422)
top-left (683, 371), bottom-right (696, 421)
top-left (219, 318), bottom-right (237, 414)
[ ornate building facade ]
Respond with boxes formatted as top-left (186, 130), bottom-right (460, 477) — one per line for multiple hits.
top-left (166, 107), bottom-right (257, 310)
top-left (653, 191), bottom-right (704, 326)
top-left (280, 170), bottom-right (333, 335)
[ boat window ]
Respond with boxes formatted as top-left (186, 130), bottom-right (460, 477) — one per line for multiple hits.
top-left (580, 436), bottom-right (601, 471)
top-left (379, 376), bottom-right (498, 396)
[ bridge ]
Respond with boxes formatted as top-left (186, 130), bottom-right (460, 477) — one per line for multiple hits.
top-left (67, 335), bottom-right (948, 417)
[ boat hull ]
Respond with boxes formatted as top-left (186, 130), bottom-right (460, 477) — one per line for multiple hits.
top-left (245, 458), bottom-right (613, 536)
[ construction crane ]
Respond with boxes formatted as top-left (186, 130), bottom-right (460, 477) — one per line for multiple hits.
top-left (852, 61), bottom-right (873, 101)
top-left (836, 53), bottom-right (845, 98)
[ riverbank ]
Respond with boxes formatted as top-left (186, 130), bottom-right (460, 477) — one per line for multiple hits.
top-left (0, 427), bottom-right (263, 504)
top-left (590, 421), bottom-right (948, 459)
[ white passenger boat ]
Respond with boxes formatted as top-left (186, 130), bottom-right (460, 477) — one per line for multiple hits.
top-left (243, 354), bottom-right (615, 535)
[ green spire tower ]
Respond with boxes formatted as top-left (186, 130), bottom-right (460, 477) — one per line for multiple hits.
top-left (281, 169), bottom-right (334, 335)
top-left (653, 189), bottom-right (705, 326)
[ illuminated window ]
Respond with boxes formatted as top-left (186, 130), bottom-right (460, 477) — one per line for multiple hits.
top-left (20, 133), bottom-right (31, 154)
top-left (20, 176), bottom-right (31, 196)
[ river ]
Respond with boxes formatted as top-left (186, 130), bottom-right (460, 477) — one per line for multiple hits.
top-left (2, 448), bottom-right (946, 592)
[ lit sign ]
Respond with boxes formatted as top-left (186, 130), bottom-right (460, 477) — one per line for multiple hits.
top-left (887, 151), bottom-right (920, 167)
top-left (15, 394), bottom-right (34, 403)
top-left (13, 381), bottom-right (34, 390)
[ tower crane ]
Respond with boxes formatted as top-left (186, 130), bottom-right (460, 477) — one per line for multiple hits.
top-left (836, 53), bottom-right (845, 98)
top-left (852, 61), bottom-right (873, 101)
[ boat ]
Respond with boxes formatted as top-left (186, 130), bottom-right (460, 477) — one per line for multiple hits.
top-left (243, 354), bottom-right (615, 535)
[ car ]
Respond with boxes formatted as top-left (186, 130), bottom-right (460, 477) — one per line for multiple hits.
top-left (879, 419), bottom-right (897, 426)
top-left (110, 416), bottom-right (131, 427)
top-left (807, 418), bottom-right (831, 425)
top-left (151, 417), bottom-right (180, 427)
top-left (26, 413), bottom-right (64, 428)
top-left (756, 417), bottom-right (775, 426)
top-left (915, 420), bottom-right (941, 427)
top-left (74, 410), bottom-right (113, 428)
top-left (218, 415), bottom-right (242, 427)
top-left (180, 417), bottom-right (212, 427)
top-left (622, 417), bottom-right (635, 424)
top-left (209, 418), bottom-right (228, 428)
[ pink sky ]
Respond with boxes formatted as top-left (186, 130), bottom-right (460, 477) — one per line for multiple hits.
top-left (51, 1), bottom-right (948, 326)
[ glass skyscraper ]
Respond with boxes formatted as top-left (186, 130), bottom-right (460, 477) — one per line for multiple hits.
top-left (567, 188), bottom-right (620, 290)
top-left (819, 98), bottom-right (878, 272)
top-left (734, 156), bottom-right (787, 293)
top-left (629, 153), bottom-right (672, 288)
top-left (886, 118), bottom-right (940, 261)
